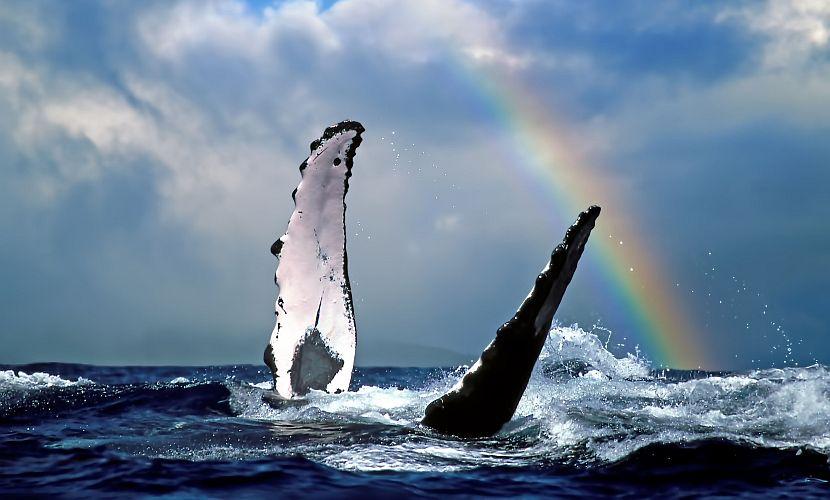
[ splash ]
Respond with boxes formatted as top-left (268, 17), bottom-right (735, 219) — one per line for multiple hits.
top-left (0, 370), bottom-right (93, 390)
top-left (223, 326), bottom-right (830, 470)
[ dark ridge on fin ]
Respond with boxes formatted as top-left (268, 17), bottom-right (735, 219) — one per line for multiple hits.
top-left (271, 238), bottom-right (283, 257)
top-left (289, 328), bottom-right (345, 396)
top-left (302, 120), bottom-right (364, 183)
top-left (263, 343), bottom-right (278, 389)
top-left (422, 205), bottom-right (601, 438)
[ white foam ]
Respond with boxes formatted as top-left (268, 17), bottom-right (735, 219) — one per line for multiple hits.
top-left (228, 379), bottom-right (436, 426)
top-left (0, 370), bottom-right (93, 390)
top-left (539, 324), bottom-right (651, 380)
top-left (219, 325), bottom-right (830, 471)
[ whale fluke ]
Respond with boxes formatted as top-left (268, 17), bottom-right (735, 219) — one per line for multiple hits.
top-left (264, 120), bottom-right (364, 399)
top-left (422, 206), bottom-right (601, 437)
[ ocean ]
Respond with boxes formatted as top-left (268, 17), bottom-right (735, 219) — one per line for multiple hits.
top-left (2, 326), bottom-right (828, 498)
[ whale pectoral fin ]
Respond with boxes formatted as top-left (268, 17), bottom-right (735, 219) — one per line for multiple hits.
top-left (422, 206), bottom-right (601, 438)
top-left (265, 121), bottom-right (363, 399)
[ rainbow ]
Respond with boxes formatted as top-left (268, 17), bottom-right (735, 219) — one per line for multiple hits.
top-left (454, 61), bottom-right (711, 369)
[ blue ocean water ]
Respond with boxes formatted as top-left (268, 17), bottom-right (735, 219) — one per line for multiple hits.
top-left (2, 327), bottom-right (829, 498)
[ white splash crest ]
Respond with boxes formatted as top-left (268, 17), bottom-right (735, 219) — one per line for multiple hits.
top-left (0, 370), bottom-right (93, 390)
top-left (121, 326), bottom-right (830, 473)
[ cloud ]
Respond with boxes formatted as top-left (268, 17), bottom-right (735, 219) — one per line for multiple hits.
top-left (720, 0), bottom-right (830, 68)
top-left (0, 0), bottom-right (531, 364)
top-left (0, 0), bottom-right (827, 368)
top-left (0, 1), bottom-right (53, 51)
top-left (434, 213), bottom-right (461, 232)
top-left (137, 1), bottom-right (340, 61)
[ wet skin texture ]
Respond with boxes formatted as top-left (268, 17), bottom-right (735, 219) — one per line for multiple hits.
top-left (423, 206), bottom-right (600, 437)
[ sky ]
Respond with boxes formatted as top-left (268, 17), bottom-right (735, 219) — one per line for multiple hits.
top-left (0, 0), bottom-right (828, 369)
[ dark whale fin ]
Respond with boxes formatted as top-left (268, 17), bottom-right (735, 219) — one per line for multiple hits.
top-left (422, 205), bottom-right (601, 437)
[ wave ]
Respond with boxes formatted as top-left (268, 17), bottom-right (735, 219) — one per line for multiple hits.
top-left (230, 325), bottom-right (830, 471)
top-left (2, 326), bottom-right (829, 476)
top-left (0, 369), bottom-right (94, 390)
top-left (0, 379), bottom-right (232, 424)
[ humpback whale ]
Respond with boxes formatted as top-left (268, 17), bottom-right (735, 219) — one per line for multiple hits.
top-left (264, 120), bottom-right (364, 399)
top-left (264, 120), bottom-right (599, 437)
top-left (422, 206), bottom-right (600, 437)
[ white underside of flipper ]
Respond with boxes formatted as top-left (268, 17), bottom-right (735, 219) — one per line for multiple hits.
top-left (265, 121), bottom-right (364, 399)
